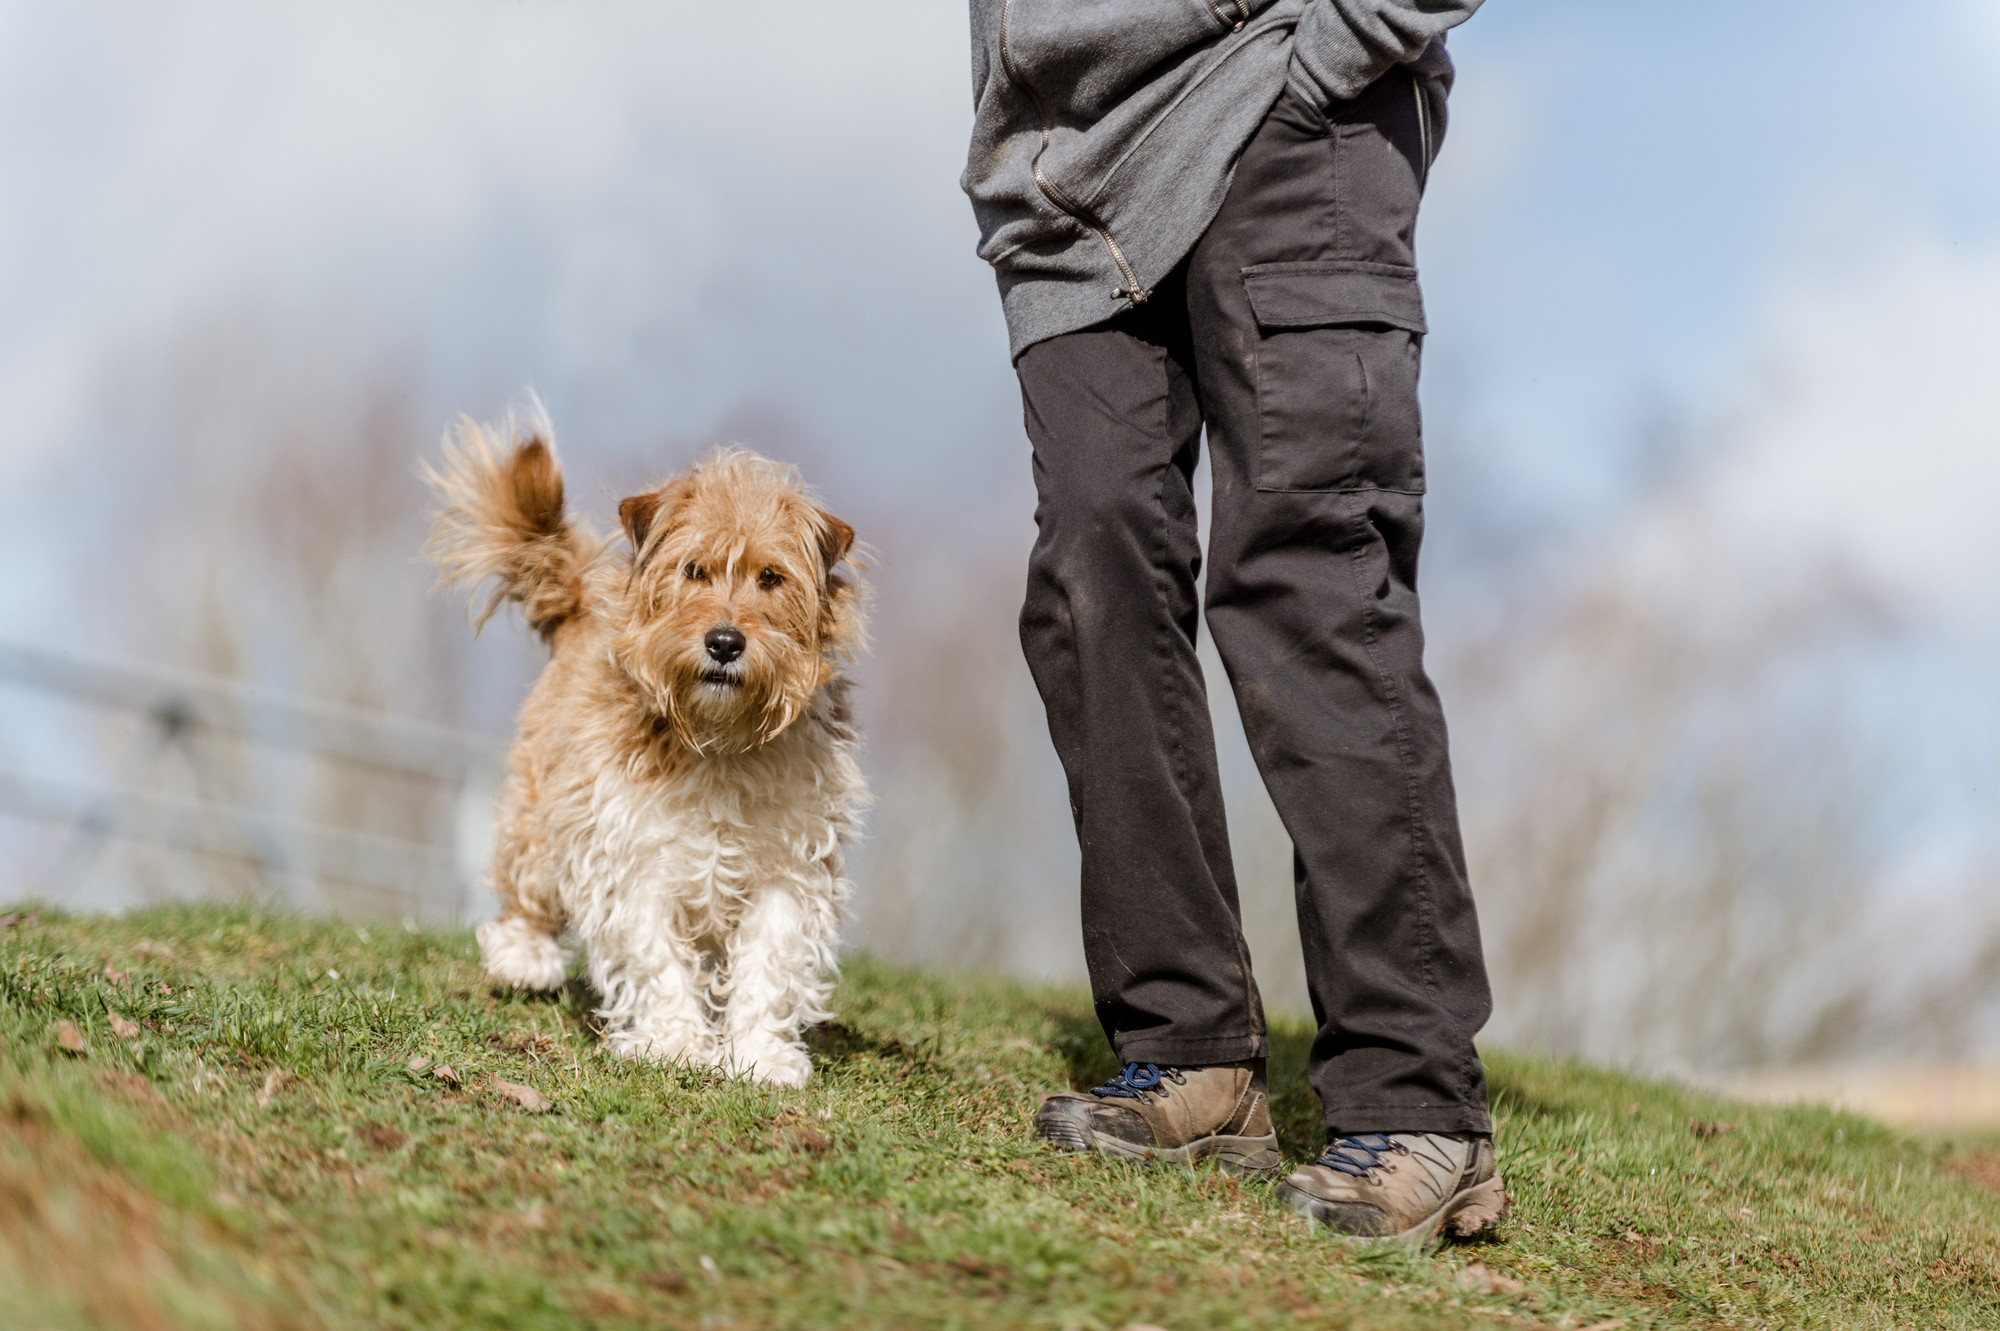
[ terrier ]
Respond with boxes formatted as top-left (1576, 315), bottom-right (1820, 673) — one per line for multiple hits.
top-left (424, 406), bottom-right (866, 1087)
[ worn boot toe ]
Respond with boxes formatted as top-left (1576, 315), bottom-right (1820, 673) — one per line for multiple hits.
top-left (1031, 1062), bottom-right (1280, 1175)
top-left (1279, 1132), bottom-right (1507, 1245)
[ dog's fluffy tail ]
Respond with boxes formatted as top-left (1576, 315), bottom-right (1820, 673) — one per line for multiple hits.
top-left (423, 404), bottom-right (600, 641)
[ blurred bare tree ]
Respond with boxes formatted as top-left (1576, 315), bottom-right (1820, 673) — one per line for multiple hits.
top-left (839, 523), bottom-right (1086, 982)
top-left (1443, 530), bottom-right (2000, 1072)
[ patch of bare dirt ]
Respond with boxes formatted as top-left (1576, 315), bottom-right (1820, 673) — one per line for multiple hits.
top-left (1948, 1150), bottom-right (2000, 1192)
top-left (356, 1123), bottom-right (409, 1152)
top-left (487, 1031), bottom-right (563, 1057)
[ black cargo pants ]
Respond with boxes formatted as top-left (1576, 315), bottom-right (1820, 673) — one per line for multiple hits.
top-left (1016, 69), bottom-right (1492, 1136)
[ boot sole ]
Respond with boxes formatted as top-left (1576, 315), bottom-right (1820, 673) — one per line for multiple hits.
top-left (1034, 1102), bottom-right (1281, 1178)
top-left (1275, 1173), bottom-right (1509, 1246)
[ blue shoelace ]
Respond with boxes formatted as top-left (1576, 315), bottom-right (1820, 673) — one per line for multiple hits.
top-left (1090, 1063), bottom-right (1184, 1099)
top-left (1316, 1132), bottom-right (1404, 1177)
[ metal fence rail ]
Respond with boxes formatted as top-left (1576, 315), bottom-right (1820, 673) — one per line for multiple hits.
top-left (0, 769), bottom-right (458, 904)
top-left (0, 643), bottom-right (494, 779)
top-left (0, 643), bottom-right (503, 913)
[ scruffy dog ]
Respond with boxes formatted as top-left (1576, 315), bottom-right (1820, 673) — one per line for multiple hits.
top-left (424, 407), bottom-right (866, 1087)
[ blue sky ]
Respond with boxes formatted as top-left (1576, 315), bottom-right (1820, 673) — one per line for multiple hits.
top-left (1422, 0), bottom-right (2000, 529)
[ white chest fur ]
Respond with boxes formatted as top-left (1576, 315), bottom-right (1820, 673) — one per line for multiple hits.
top-left (573, 750), bottom-right (846, 939)
top-left (554, 706), bottom-right (862, 973)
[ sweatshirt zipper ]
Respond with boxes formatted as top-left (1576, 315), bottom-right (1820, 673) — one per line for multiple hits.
top-left (1201, 0), bottom-right (1251, 31)
top-left (997, 0), bottom-right (1148, 305)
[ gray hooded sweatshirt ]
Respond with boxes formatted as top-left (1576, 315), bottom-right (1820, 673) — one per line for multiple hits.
top-left (962, 0), bottom-right (1484, 360)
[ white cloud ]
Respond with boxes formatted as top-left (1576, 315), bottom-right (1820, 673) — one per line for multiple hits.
top-left (1710, 234), bottom-right (2000, 644)
top-left (0, 1), bottom-right (999, 470)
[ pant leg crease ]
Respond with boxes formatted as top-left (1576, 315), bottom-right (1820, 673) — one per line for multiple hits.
top-left (1142, 398), bottom-right (1266, 1058)
top-left (1344, 505), bottom-right (1443, 1011)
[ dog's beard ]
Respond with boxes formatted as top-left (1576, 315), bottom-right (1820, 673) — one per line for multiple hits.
top-left (617, 631), bottom-right (823, 755)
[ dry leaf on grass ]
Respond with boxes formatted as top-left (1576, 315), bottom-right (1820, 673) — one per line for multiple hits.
top-left (492, 1076), bottom-right (553, 1112)
top-left (1691, 1119), bottom-right (1737, 1138)
top-left (108, 1011), bottom-right (141, 1039)
top-left (256, 1069), bottom-right (293, 1108)
top-left (1578, 1321), bottom-right (1626, 1331)
top-left (55, 1020), bottom-right (87, 1054)
top-left (1455, 1261), bottom-right (1525, 1296)
top-left (950, 1254), bottom-right (1009, 1280)
top-left (431, 1064), bottom-right (461, 1086)
top-left (407, 1055), bottom-right (432, 1073)
top-left (102, 962), bottom-right (130, 985)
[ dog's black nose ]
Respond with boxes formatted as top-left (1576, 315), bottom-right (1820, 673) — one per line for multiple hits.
top-left (704, 626), bottom-right (746, 664)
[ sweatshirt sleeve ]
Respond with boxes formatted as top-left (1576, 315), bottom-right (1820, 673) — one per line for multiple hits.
top-left (1287, 0), bottom-right (1483, 107)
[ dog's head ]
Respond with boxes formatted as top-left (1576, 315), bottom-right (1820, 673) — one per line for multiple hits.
top-left (610, 448), bottom-right (861, 753)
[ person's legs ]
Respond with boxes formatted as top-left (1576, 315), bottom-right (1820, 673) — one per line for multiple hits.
top-left (1185, 70), bottom-right (1494, 1139)
top-left (1015, 282), bottom-right (1268, 1069)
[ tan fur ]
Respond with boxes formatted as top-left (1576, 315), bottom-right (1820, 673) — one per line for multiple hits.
top-left (423, 405), bottom-right (604, 639)
top-left (423, 407), bottom-right (867, 1086)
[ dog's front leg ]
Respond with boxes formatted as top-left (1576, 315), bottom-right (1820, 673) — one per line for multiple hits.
top-left (720, 886), bottom-right (836, 1088)
top-left (590, 936), bottom-right (718, 1069)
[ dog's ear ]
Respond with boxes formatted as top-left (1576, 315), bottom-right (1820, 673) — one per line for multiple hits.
top-left (815, 508), bottom-right (855, 572)
top-left (619, 490), bottom-right (663, 556)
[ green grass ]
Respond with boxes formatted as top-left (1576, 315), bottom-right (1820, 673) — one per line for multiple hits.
top-left (2, 905), bottom-right (1997, 1330)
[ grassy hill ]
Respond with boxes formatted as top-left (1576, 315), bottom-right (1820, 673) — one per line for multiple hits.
top-left (2, 905), bottom-right (1997, 1330)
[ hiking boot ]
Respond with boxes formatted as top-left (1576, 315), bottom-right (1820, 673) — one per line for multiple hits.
top-left (1276, 1132), bottom-right (1507, 1244)
top-left (1034, 1061), bottom-right (1281, 1176)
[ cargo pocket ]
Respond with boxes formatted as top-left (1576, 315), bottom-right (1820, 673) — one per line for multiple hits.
top-left (1243, 262), bottom-right (1427, 494)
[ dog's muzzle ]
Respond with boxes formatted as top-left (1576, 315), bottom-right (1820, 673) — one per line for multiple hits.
top-left (702, 625), bottom-right (746, 687)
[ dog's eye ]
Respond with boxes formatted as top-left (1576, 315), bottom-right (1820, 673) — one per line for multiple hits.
top-left (683, 562), bottom-right (707, 582)
top-left (757, 568), bottom-right (784, 591)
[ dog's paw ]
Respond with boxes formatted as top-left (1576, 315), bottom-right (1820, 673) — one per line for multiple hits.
top-left (733, 1039), bottom-right (812, 1089)
top-left (476, 916), bottom-right (569, 991)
